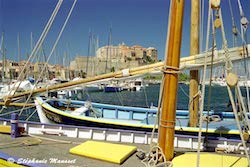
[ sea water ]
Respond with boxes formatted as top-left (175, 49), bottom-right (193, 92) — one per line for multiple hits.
top-left (0, 83), bottom-right (244, 122)
top-left (81, 83), bottom-right (231, 112)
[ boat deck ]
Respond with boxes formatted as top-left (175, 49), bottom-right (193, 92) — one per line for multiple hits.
top-left (0, 133), bottom-right (149, 167)
top-left (0, 129), bottom-right (249, 167)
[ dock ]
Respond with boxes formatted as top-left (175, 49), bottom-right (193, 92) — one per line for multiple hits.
top-left (0, 133), bottom-right (248, 167)
top-left (0, 116), bottom-right (249, 167)
top-left (0, 133), bottom-right (148, 167)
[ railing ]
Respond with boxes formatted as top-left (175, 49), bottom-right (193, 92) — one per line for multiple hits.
top-left (0, 117), bottom-right (249, 154)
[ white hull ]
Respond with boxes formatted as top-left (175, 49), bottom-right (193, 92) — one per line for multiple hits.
top-left (0, 118), bottom-right (248, 154)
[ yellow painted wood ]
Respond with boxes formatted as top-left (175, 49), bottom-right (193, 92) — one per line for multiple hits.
top-left (0, 102), bottom-right (34, 107)
top-left (0, 125), bottom-right (11, 134)
top-left (69, 141), bottom-right (136, 164)
top-left (0, 125), bottom-right (24, 134)
top-left (172, 152), bottom-right (248, 167)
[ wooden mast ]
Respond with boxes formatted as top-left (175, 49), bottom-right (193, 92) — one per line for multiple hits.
top-left (158, 0), bottom-right (184, 161)
top-left (189, 0), bottom-right (200, 127)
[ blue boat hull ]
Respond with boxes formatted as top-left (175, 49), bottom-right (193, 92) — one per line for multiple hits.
top-left (104, 86), bottom-right (122, 92)
top-left (35, 97), bottom-right (246, 139)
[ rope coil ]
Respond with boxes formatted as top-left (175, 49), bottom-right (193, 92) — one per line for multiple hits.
top-left (159, 119), bottom-right (175, 129)
top-left (141, 145), bottom-right (172, 167)
top-left (161, 66), bottom-right (180, 74)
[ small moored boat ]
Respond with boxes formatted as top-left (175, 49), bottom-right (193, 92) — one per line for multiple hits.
top-left (35, 97), bottom-right (246, 139)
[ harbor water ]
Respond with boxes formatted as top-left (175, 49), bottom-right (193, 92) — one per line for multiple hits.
top-left (81, 83), bottom-right (232, 112)
top-left (0, 83), bottom-right (242, 122)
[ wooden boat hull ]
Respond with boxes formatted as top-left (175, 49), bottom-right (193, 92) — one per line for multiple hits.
top-left (42, 107), bottom-right (152, 131)
top-left (35, 97), bottom-right (248, 139)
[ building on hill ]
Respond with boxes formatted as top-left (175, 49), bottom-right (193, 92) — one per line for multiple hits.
top-left (96, 43), bottom-right (158, 63)
top-left (69, 56), bottom-right (98, 77)
top-left (70, 43), bottom-right (158, 77)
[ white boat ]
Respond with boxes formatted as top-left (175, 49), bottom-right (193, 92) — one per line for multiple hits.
top-left (0, 79), bottom-right (36, 98)
top-left (128, 78), bottom-right (144, 91)
top-left (35, 96), bottom-right (248, 140)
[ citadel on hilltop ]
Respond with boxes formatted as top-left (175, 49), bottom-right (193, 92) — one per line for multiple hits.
top-left (0, 43), bottom-right (158, 81)
top-left (69, 43), bottom-right (158, 77)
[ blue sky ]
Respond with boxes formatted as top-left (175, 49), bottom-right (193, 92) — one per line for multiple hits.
top-left (0, 0), bottom-right (250, 65)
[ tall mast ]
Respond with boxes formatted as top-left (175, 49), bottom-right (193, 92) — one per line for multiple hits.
top-left (86, 30), bottom-right (91, 76)
top-left (30, 32), bottom-right (33, 54)
top-left (158, 0), bottom-right (184, 161)
top-left (17, 33), bottom-right (21, 77)
top-left (92, 35), bottom-right (97, 76)
top-left (17, 33), bottom-right (20, 63)
top-left (105, 26), bottom-right (112, 74)
top-left (1, 32), bottom-right (5, 81)
top-left (189, 0), bottom-right (200, 127)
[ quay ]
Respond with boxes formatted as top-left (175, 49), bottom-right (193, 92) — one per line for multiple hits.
top-left (0, 132), bottom-right (247, 167)
top-left (0, 133), bottom-right (149, 167)
top-left (0, 113), bottom-right (248, 167)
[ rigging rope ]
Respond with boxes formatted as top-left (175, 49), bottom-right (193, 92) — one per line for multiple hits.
top-left (205, 10), bottom-right (217, 148)
top-left (18, 0), bottom-right (77, 117)
top-left (237, 0), bottom-right (250, 113)
top-left (219, 2), bottom-right (250, 165)
top-left (142, 83), bottom-right (149, 108)
top-left (0, 1), bottom-right (61, 114)
top-left (0, 35), bottom-right (3, 55)
top-left (228, 0), bottom-right (250, 112)
top-left (142, 1), bottom-right (172, 166)
top-left (197, 1), bottom-right (250, 165)
top-left (237, 0), bottom-right (244, 17)
top-left (228, 0), bottom-right (238, 47)
top-left (0, 106), bottom-right (34, 117)
top-left (25, 109), bottom-right (37, 121)
top-left (4, 0), bottom-right (64, 100)
top-left (179, 81), bottom-right (189, 98)
top-left (199, 0), bottom-right (205, 53)
top-left (114, 85), bottom-right (124, 106)
top-left (84, 88), bottom-right (93, 101)
top-left (196, 0), bottom-right (212, 166)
